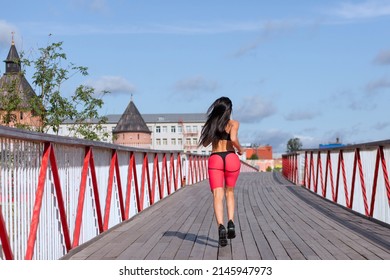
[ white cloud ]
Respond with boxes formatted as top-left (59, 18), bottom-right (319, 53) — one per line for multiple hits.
top-left (89, 0), bottom-right (108, 13)
top-left (234, 95), bottom-right (276, 123)
top-left (330, 0), bottom-right (390, 19)
top-left (232, 19), bottom-right (299, 57)
top-left (172, 76), bottom-right (219, 101)
top-left (174, 76), bottom-right (218, 92)
top-left (285, 110), bottom-right (320, 121)
top-left (85, 76), bottom-right (135, 95)
top-left (0, 20), bottom-right (18, 46)
top-left (70, 0), bottom-right (109, 14)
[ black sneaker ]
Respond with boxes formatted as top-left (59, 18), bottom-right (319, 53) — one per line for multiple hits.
top-left (218, 224), bottom-right (228, 247)
top-left (227, 220), bottom-right (236, 239)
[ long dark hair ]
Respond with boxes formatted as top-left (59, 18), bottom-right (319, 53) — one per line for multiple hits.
top-left (198, 96), bottom-right (232, 147)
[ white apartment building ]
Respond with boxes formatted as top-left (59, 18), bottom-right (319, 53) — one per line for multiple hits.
top-left (143, 113), bottom-right (210, 154)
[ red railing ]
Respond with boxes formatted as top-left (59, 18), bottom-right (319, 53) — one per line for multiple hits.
top-left (282, 140), bottom-right (390, 225)
top-left (0, 125), bottom-right (257, 260)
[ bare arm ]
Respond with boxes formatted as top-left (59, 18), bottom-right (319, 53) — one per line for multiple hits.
top-left (229, 120), bottom-right (243, 155)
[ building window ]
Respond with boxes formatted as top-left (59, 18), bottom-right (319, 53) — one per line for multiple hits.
top-left (20, 112), bottom-right (24, 120)
top-left (186, 126), bottom-right (191, 132)
top-left (186, 138), bottom-right (191, 145)
top-left (171, 126), bottom-right (176, 133)
top-left (171, 138), bottom-right (176, 145)
top-left (156, 126), bottom-right (161, 133)
top-left (178, 138), bottom-right (183, 145)
top-left (162, 126), bottom-right (167, 133)
top-left (178, 126), bottom-right (182, 133)
top-left (192, 138), bottom-right (197, 145)
top-left (163, 138), bottom-right (168, 145)
top-left (156, 138), bottom-right (161, 146)
top-left (192, 126), bottom-right (197, 133)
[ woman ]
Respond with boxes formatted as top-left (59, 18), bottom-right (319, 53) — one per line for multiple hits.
top-left (199, 96), bottom-right (243, 247)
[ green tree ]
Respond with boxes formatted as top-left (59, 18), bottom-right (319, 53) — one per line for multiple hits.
top-left (0, 77), bottom-right (23, 126)
top-left (286, 137), bottom-right (302, 152)
top-left (273, 166), bottom-right (282, 172)
top-left (22, 39), bottom-right (109, 141)
top-left (249, 153), bottom-right (259, 160)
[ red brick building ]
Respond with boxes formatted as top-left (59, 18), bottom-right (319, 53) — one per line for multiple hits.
top-left (245, 145), bottom-right (273, 160)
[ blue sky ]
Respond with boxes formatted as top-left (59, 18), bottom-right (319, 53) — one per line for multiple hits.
top-left (1, 0), bottom-right (390, 153)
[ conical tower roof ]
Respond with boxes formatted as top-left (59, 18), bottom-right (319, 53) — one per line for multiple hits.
top-left (113, 100), bottom-right (150, 134)
top-left (0, 42), bottom-right (39, 110)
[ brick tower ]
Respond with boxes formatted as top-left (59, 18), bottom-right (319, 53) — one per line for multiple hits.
top-left (113, 98), bottom-right (151, 148)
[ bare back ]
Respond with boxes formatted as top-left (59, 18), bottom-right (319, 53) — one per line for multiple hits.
top-left (211, 120), bottom-right (243, 155)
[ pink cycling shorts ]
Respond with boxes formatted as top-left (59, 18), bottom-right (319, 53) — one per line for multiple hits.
top-left (208, 151), bottom-right (241, 191)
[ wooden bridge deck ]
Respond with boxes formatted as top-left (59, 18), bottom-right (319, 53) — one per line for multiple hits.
top-left (62, 173), bottom-right (390, 260)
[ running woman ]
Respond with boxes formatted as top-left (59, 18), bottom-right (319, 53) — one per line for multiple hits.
top-left (198, 96), bottom-right (244, 247)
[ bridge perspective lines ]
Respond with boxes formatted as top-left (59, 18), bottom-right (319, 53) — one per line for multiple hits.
top-left (62, 172), bottom-right (390, 260)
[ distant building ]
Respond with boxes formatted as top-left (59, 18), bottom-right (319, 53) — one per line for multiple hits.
top-left (242, 145), bottom-right (283, 172)
top-left (0, 40), bottom-right (42, 128)
top-left (144, 113), bottom-right (210, 154)
top-left (319, 138), bottom-right (345, 149)
top-left (112, 99), bottom-right (152, 149)
top-left (245, 146), bottom-right (273, 160)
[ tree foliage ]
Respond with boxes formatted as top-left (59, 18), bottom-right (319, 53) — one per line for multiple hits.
top-left (19, 40), bottom-right (109, 141)
top-left (0, 77), bottom-right (22, 126)
top-left (249, 153), bottom-right (259, 160)
top-left (286, 137), bottom-right (302, 153)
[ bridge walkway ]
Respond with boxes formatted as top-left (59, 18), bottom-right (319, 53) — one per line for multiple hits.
top-left (62, 173), bottom-right (390, 260)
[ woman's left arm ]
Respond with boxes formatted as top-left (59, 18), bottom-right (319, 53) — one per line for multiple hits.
top-left (229, 120), bottom-right (243, 155)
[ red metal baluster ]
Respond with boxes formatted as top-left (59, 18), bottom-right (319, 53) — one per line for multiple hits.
top-left (49, 145), bottom-right (71, 253)
top-left (340, 150), bottom-right (350, 208)
top-left (144, 153), bottom-right (154, 205)
top-left (0, 207), bottom-right (13, 260)
top-left (132, 153), bottom-right (141, 213)
top-left (379, 147), bottom-right (390, 205)
top-left (303, 151), bottom-right (308, 188)
top-left (152, 153), bottom-right (161, 201)
top-left (114, 152), bottom-right (125, 221)
top-left (103, 150), bottom-right (117, 230)
top-left (25, 142), bottom-right (51, 260)
top-left (370, 148), bottom-right (381, 217)
top-left (356, 149), bottom-right (369, 215)
top-left (89, 148), bottom-right (103, 233)
top-left (162, 153), bottom-right (169, 195)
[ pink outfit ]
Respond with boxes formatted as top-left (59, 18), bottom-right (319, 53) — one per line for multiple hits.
top-left (208, 151), bottom-right (241, 191)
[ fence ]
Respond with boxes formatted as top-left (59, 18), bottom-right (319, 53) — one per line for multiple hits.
top-left (282, 140), bottom-right (390, 226)
top-left (0, 125), bottom-right (257, 260)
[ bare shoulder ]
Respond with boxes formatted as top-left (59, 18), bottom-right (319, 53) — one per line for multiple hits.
top-left (229, 119), bottom-right (240, 127)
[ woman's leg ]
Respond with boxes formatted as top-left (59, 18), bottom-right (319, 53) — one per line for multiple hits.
top-left (224, 153), bottom-right (240, 223)
top-left (213, 187), bottom-right (228, 246)
top-left (213, 187), bottom-right (225, 225)
top-left (225, 187), bottom-right (236, 239)
top-left (225, 187), bottom-right (235, 222)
